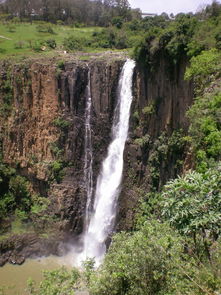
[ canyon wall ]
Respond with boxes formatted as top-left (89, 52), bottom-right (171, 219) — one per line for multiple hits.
top-left (117, 54), bottom-right (193, 230)
top-left (0, 53), bottom-right (193, 239)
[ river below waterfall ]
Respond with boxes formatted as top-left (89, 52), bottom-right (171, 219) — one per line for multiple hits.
top-left (0, 255), bottom-right (72, 295)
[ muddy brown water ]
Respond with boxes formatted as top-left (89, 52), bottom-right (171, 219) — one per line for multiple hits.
top-left (0, 255), bottom-right (73, 295)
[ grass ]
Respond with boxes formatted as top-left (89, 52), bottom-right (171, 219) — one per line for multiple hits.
top-left (0, 21), bottom-right (104, 59)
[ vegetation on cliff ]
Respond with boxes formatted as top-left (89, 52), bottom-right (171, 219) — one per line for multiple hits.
top-left (0, 1), bottom-right (221, 295)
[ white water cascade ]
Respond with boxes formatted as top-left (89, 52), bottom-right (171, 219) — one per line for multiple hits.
top-left (76, 59), bottom-right (135, 266)
top-left (83, 69), bottom-right (93, 230)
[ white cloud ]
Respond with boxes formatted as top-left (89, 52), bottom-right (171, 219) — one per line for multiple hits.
top-left (129, 0), bottom-right (214, 14)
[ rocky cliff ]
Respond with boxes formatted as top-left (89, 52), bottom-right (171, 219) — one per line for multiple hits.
top-left (0, 52), bottom-right (193, 262)
top-left (0, 54), bottom-right (124, 236)
top-left (117, 54), bottom-right (193, 230)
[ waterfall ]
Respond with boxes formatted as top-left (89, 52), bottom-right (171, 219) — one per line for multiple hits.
top-left (77, 59), bottom-right (135, 267)
top-left (83, 69), bottom-right (93, 230)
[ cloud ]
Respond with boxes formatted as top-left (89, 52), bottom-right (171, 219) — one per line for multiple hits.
top-left (129, 0), bottom-right (213, 14)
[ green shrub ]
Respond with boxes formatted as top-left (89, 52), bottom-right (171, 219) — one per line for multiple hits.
top-left (142, 104), bottom-right (155, 115)
top-left (9, 175), bottom-right (31, 211)
top-left (45, 39), bottom-right (56, 49)
top-left (50, 160), bottom-right (65, 183)
top-left (31, 195), bottom-right (50, 215)
top-left (162, 165), bottom-right (221, 258)
top-left (111, 16), bottom-right (123, 29)
top-left (134, 134), bottom-right (150, 147)
top-left (63, 35), bottom-right (87, 51)
top-left (27, 267), bottom-right (80, 295)
top-left (185, 49), bottom-right (221, 90)
top-left (57, 60), bottom-right (65, 70)
top-left (53, 117), bottom-right (71, 129)
top-left (32, 40), bottom-right (43, 52)
top-left (36, 25), bottom-right (55, 34)
top-left (187, 92), bottom-right (221, 171)
top-left (0, 48), bottom-right (6, 54)
top-left (89, 221), bottom-right (192, 295)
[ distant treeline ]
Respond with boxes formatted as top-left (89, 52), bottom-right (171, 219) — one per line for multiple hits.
top-left (0, 0), bottom-right (141, 26)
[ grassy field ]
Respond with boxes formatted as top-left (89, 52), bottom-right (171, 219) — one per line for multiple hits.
top-left (0, 21), bottom-right (104, 59)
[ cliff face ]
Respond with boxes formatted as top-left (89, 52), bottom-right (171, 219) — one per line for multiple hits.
top-left (0, 55), bottom-right (124, 237)
top-left (117, 55), bottom-right (193, 230)
top-left (0, 53), bottom-right (193, 239)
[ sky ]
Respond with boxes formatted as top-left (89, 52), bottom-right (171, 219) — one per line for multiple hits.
top-left (129, 0), bottom-right (218, 15)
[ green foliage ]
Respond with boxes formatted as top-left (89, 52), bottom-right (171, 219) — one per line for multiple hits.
top-left (53, 117), bottom-right (71, 130)
top-left (134, 192), bottom-right (163, 229)
top-left (27, 267), bottom-right (80, 295)
top-left (50, 160), bottom-right (65, 183)
top-left (83, 258), bottom-right (95, 286)
top-left (142, 104), bottom-right (155, 115)
top-left (63, 35), bottom-right (89, 51)
top-left (14, 40), bottom-right (25, 49)
top-left (89, 221), bottom-right (192, 295)
top-left (32, 40), bottom-right (44, 52)
top-left (185, 49), bottom-right (221, 91)
top-left (45, 39), bottom-right (57, 49)
top-left (36, 25), bottom-right (55, 34)
top-left (50, 142), bottom-right (63, 158)
top-left (111, 16), bottom-right (124, 29)
top-left (134, 134), bottom-right (150, 147)
top-left (9, 175), bottom-right (30, 207)
top-left (162, 167), bottom-right (221, 239)
top-left (57, 60), bottom-right (65, 70)
top-left (31, 195), bottom-right (50, 215)
top-left (187, 90), bottom-right (221, 171)
top-left (0, 69), bottom-right (13, 116)
top-left (0, 164), bottom-right (31, 220)
top-left (148, 130), bottom-right (186, 189)
top-left (91, 27), bottom-right (129, 49)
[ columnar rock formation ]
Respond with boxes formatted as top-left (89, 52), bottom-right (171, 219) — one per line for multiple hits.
top-left (0, 53), bottom-right (193, 263)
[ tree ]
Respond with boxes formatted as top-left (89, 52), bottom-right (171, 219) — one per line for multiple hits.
top-left (89, 221), bottom-right (189, 295)
top-left (162, 166), bottom-right (221, 259)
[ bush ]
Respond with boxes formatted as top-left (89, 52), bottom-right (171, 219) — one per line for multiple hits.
top-left (53, 117), bottom-right (71, 129)
top-left (9, 175), bottom-right (31, 211)
top-left (187, 91), bottom-right (221, 170)
top-left (27, 267), bottom-right (80, 295)
top-left (162, 166), bottom-right (221, 258)
top-left (111, 16), bottom-right (123, 29)
top-left (45, 39), bottom-right (56, 49)
top-left (185, 48), bottom-right (221, 90)
top-left (0, 48), bottom-right (6, 54)
top-left (89, 221), bottom-right (191, 295)
top-left (50, 160), bottom-right (65, 183)
top-left (32, 40), bottom-right (44, 52)
top-left (36, 25), bottom-right (55, 34)
top-left (63, 35), bottom-right (88, 51)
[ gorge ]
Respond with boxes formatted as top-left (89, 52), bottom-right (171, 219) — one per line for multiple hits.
top-left (1, 2), bottom-right (221, 292)
top-left (0, 51), bottom-right (193, 266)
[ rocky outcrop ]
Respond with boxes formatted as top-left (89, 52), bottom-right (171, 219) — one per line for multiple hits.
top-left (0, 232), bottom-right (68, 266)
